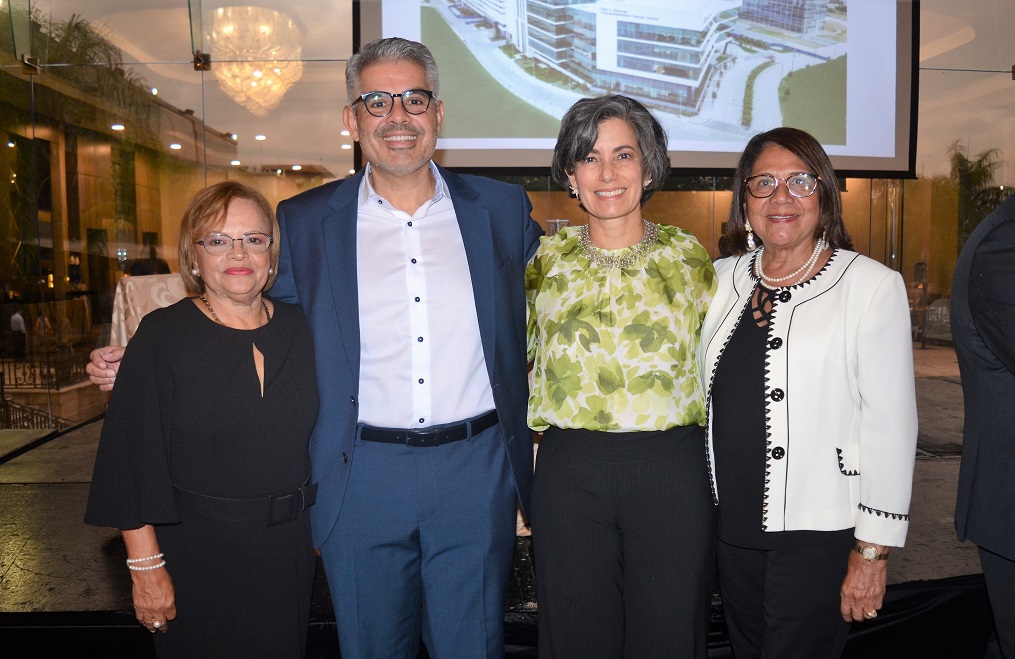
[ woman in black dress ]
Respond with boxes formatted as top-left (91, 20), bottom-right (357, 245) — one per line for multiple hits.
top-left (85, 182), bottom-right (320, 658)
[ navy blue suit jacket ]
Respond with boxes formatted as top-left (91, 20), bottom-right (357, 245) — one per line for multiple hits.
top-left (272, 165), bottom-right (542, 547)
top-left (952, 195), bottom-right (1015, 558)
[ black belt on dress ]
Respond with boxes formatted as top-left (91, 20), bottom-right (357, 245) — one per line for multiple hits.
top-left (360, 409), bottom-right (499, 448)
top-left (174, 479), bottom-right (318, 527)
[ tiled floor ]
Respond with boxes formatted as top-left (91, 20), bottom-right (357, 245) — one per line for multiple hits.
top-left (0, 344), bottom-right (994, 657)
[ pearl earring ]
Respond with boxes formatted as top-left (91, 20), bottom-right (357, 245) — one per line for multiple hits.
top-left (268, 268), bottom-right (273, 275)
top-left (191, 268), bottom-right (199, 277)
top-left (745, 221), bottom-right (757, 251)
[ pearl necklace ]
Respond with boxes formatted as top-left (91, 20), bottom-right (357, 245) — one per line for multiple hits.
top-left (578, 220), bottom-right (660, 269)
top-left (754, 238), bottom-right (825, 287)
top-left (200, 295), bottom-right (271, 326)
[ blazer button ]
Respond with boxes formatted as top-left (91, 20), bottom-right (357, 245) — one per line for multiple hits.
top-left (777, 290), bottom-right (792, 303)
top-left (342, 452), bottom-right (349, 464)
top-left (771, 447), bottom-right (786, 459)
top-left (769, 337), bottom-right (783, 350)
top-left (350, 396), bottom-right (357, 406)
top-left (770, 388), bottom-right (785, 402)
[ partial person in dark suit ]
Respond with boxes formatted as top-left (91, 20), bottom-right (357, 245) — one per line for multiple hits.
top-left (88, 37), bottom-right (541, 659)
top-left (952, 194), bottom-right (1015, 659)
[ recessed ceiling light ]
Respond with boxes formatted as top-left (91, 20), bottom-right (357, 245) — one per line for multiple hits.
top-left (292, 164), bottom-right (302, 171)
top-left (230, 160), bottom-right (241, 166)
top-left (111, 124), bottom-right (125, 131)
top-left (348, 169), bottom-right (356, 175)
top-left (341, 144), bottom-right (352, 150)
top-left (255, 134), bottom-right (267, 141)
top-left (340, 130), bottom-right (350, 136)
top-left (169, 143), bottom-right (182, 150)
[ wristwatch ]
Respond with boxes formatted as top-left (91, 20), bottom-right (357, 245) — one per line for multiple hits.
top-left (855, 544), bottom-right (889, 561)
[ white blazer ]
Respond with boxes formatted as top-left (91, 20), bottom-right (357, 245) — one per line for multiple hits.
top-left (698, 250), bottom-right (918, 547)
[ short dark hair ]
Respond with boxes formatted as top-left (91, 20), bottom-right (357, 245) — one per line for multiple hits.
top-left (179, 182), bottom-right (280, 295)
top-left (726, 127), bottom-right (852, 255)
top-left (551, 95), bottom-right (670, 208)
top-left (346, 37), bottom-right (440, 102)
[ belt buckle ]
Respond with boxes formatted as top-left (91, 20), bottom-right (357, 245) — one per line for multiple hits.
top-left (267, 488), bottom-right (302, 527)
top-left (409, 429), bottom-right (441, 448)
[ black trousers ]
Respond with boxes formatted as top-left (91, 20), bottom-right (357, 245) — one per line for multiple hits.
top-left (979, 546), bottom-right (1015, 659)
top-left (530, 426), bottom-right (716, 659)
top-left (717, 530), bottom-right (854, 659)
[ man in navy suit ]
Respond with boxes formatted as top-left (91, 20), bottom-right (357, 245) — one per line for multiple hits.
top-left (90, 37), bottom-right (541, 658)
top-left (952, 195), bottom-right (1015, 658)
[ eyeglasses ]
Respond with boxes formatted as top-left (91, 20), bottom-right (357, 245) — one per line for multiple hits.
top-left (352, 89), bottom-right (435, 117)
top-left (744, 173), bottom-right (821, 198)
top-left (195, 232), bottom-right (273, 256)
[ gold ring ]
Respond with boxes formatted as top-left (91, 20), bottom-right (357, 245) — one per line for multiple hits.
top-left (864, 610), bottom-right (877, 619)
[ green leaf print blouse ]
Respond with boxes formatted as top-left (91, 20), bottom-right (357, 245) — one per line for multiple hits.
top-left (526, 223), bottom-right (716, 432)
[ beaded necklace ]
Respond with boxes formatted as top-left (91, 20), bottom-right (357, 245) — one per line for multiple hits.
top-left (754, 237), bottom-right (825, 288)
top-left (578, 220), bottom-right (659, 269)
top-left (199, 295), bottom-right (271, 327)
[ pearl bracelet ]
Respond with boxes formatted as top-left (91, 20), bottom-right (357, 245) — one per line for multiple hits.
top-left (126, 552), bottom-right (164, 565)
top-left (127, 560), bottom-right (167, 572)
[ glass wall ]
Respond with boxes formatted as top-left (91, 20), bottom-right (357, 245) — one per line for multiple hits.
top-left (1, 0), bottom-right (1012, 426)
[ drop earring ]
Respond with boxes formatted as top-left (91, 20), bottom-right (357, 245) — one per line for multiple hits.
top-left (746, 221), bottom-right (757, 251)
top-left (570, 186), bottom-right (580, 201)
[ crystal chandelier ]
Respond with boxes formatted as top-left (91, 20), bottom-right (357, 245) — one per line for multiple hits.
top-left (208, 6), bottom-right (304, 117)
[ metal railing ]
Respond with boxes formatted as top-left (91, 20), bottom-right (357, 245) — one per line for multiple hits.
top-left (0, 348), bottom-right (90, 390)
top-left (0, 398), bottom-right (74, 431)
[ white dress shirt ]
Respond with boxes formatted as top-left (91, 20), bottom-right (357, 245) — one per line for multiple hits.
top-left (355, 162), bottom-right (495, 429)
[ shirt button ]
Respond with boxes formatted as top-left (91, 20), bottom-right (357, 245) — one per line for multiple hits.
top-left (771, 447), bottom-right (786, 460)
top-left (350, 396), bottom-right (357, 406)
top-left (342, 452), bottom-right (349, 463)
top-left (408, 221), bottom-right (413, 227)
top-left (419, 418), bottom-right (425, 424)
top-left (417, 336), bottom-right (424, 342)
top-left (411, 258), bottom-right (417, 264)
top-left (414, 297), bottom-right (420, 302)
top-left (778, 290), bottom-right (792, 303)
top-left (769, 337), bottom-right (783, 349)
top-left (770, 388), bottom-right (785, 402)
top-left (418, 378), bottom-right (424, 384)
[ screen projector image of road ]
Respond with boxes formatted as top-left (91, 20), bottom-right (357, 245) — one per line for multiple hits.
top-left (362, 0), bottom-right (917, 176)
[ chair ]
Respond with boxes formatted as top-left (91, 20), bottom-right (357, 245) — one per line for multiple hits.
top-left (110, 274), bottom-right (189, 346)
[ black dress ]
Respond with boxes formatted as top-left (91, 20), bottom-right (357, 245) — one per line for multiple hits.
top-left (85, 298), bottom-right (319, 659)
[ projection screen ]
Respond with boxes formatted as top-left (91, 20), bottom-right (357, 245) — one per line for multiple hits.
top-left (356, 0), bottom-right (918, 177)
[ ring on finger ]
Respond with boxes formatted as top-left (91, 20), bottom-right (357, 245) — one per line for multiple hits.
top-left (864, 609), bottom-right (878, 619)
top-left (153, 620), bottom-right (163, 628)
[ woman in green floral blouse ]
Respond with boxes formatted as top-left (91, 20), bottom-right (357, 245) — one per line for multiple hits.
top-left (526, 95), bottom-right (717, 658)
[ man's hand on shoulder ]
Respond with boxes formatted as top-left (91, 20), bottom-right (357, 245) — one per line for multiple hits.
top-left (87, 345), bottom-right (126, 391)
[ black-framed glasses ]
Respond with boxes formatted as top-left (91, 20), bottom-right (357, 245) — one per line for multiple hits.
top-left (195, 232), bottom-right (273, 256)
top-left (352, 89), bottom-right (435, 117)
top-left (745, 173), bottom-right (821, 198)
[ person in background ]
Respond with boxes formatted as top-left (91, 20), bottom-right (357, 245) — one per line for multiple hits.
top-left (951, 194), bottom-right (1015, 659)
top-left (10, 309), bottom-right (26, 334)
top-left (699, 127), bottom-right (918, 658)
top-left (88, 37), bottom-right (541, 658)
top-left (85, 181), bottom-right (319, 658)
top-left (526, 95), bottom-right (717, 658)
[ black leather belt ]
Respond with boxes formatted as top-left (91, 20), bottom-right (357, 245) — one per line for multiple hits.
top-left (174, 479), bottom-right (318, 527)
top-left (360, 409), bottom-right (499, 448)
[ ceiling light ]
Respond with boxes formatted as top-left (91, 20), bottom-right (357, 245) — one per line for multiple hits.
top-left (208, 6), bottom-right (305, 117)
top-left (340, 130), bottom-right (350, 136)
top-left (150, 87), bottom-right (158, 96)
top-left (231, 160), bottom-right (241, 166)
top-left (111, 124), bottom-right (125, 131)
top-left (170, 143), bottom-right (182, 150)
top-left (341, 144), bottom-right (352, 150)
top-left (292, 164), bottom-right (302, 171)
top-left (255, 134), bottom-right (267, 141)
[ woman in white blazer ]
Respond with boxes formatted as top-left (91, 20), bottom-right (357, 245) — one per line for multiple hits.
top-left (699, 127), bottom-right (917, 659)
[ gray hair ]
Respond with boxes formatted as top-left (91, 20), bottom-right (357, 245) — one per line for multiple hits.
top-left (346, 37), bottom-right (441, 103)
top-left (551, 95), bottom-right (670, 208)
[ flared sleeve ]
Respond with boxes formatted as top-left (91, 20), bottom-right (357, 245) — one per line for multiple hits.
top-left (84, 306), bottom-right (180, 529)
